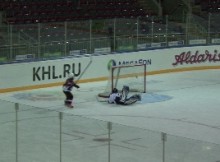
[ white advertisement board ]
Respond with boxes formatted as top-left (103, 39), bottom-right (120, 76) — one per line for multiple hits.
top-left (0, 45), bottom-right (220, 92)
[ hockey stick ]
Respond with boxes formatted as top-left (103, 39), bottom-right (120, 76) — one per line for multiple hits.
top-left (75, 54), bottom-right (92, 84)
top-left (96, 95), bottom-right (109, 102)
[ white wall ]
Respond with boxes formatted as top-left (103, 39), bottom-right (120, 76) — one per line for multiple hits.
top-left (0, 45), bottom-right (220, 92)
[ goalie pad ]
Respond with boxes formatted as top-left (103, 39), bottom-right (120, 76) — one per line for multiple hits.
top-left (129, 94), bottom-right (141, 101)
top-left (123, 98), bottom-right (139, 105)
top-left (119, 94), bottom-right (141, 105)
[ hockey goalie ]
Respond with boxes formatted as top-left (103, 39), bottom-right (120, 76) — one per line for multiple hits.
top-left (108, 85), bottom-right (141, 105)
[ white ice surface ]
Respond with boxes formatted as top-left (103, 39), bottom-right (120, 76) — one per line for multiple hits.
top-left (1, 69), bottom-right (220, 145)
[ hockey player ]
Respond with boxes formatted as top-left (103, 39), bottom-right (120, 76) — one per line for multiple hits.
top-left (108, 88), bottom-right (124, 104)
top-left (62, 73), bottom-right (80, 108)
top-left (108, 86), bottom-right (141, 105)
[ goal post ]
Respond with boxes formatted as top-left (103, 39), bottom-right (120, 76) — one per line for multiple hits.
top-left (98, 63), bottom-right (146, 98)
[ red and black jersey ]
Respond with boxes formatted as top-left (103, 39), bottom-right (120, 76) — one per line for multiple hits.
top-left (63, 78), bottom-right (79, 92)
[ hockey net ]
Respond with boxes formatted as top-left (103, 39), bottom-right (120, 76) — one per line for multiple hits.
top-left (98, 64), bottom-right (146, 98)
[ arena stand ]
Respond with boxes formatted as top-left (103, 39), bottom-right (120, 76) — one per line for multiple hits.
top-left (0, 0), bottom-right (219, 63)
top-left (0, 0), bottom-right (151, 24)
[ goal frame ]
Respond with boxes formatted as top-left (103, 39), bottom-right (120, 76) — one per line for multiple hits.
top-left (110, 63), bottom-right (147, 93)
top-left (98, 63), bottom-right (147, 98)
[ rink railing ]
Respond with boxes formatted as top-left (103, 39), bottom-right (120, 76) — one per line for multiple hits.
top-left (0, 101), bottom-right (220, 162)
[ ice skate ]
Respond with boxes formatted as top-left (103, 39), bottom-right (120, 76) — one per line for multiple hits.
top-left (64, 103), bottom-right (74, 108)
top-left (67, 105), bottom-right (74, 108)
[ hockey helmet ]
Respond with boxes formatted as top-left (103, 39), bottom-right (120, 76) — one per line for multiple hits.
top-left (112, 88), bottom-right (118, 93)
top-left (68, 73), bottom-right (75, 79)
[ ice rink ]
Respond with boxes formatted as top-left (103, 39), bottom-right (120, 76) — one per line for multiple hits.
top-left (1, 69), bottom-right (220, 162)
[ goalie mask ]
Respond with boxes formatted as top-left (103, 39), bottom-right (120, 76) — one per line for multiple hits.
top-left (112, 88), bottom-right (118, 93)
